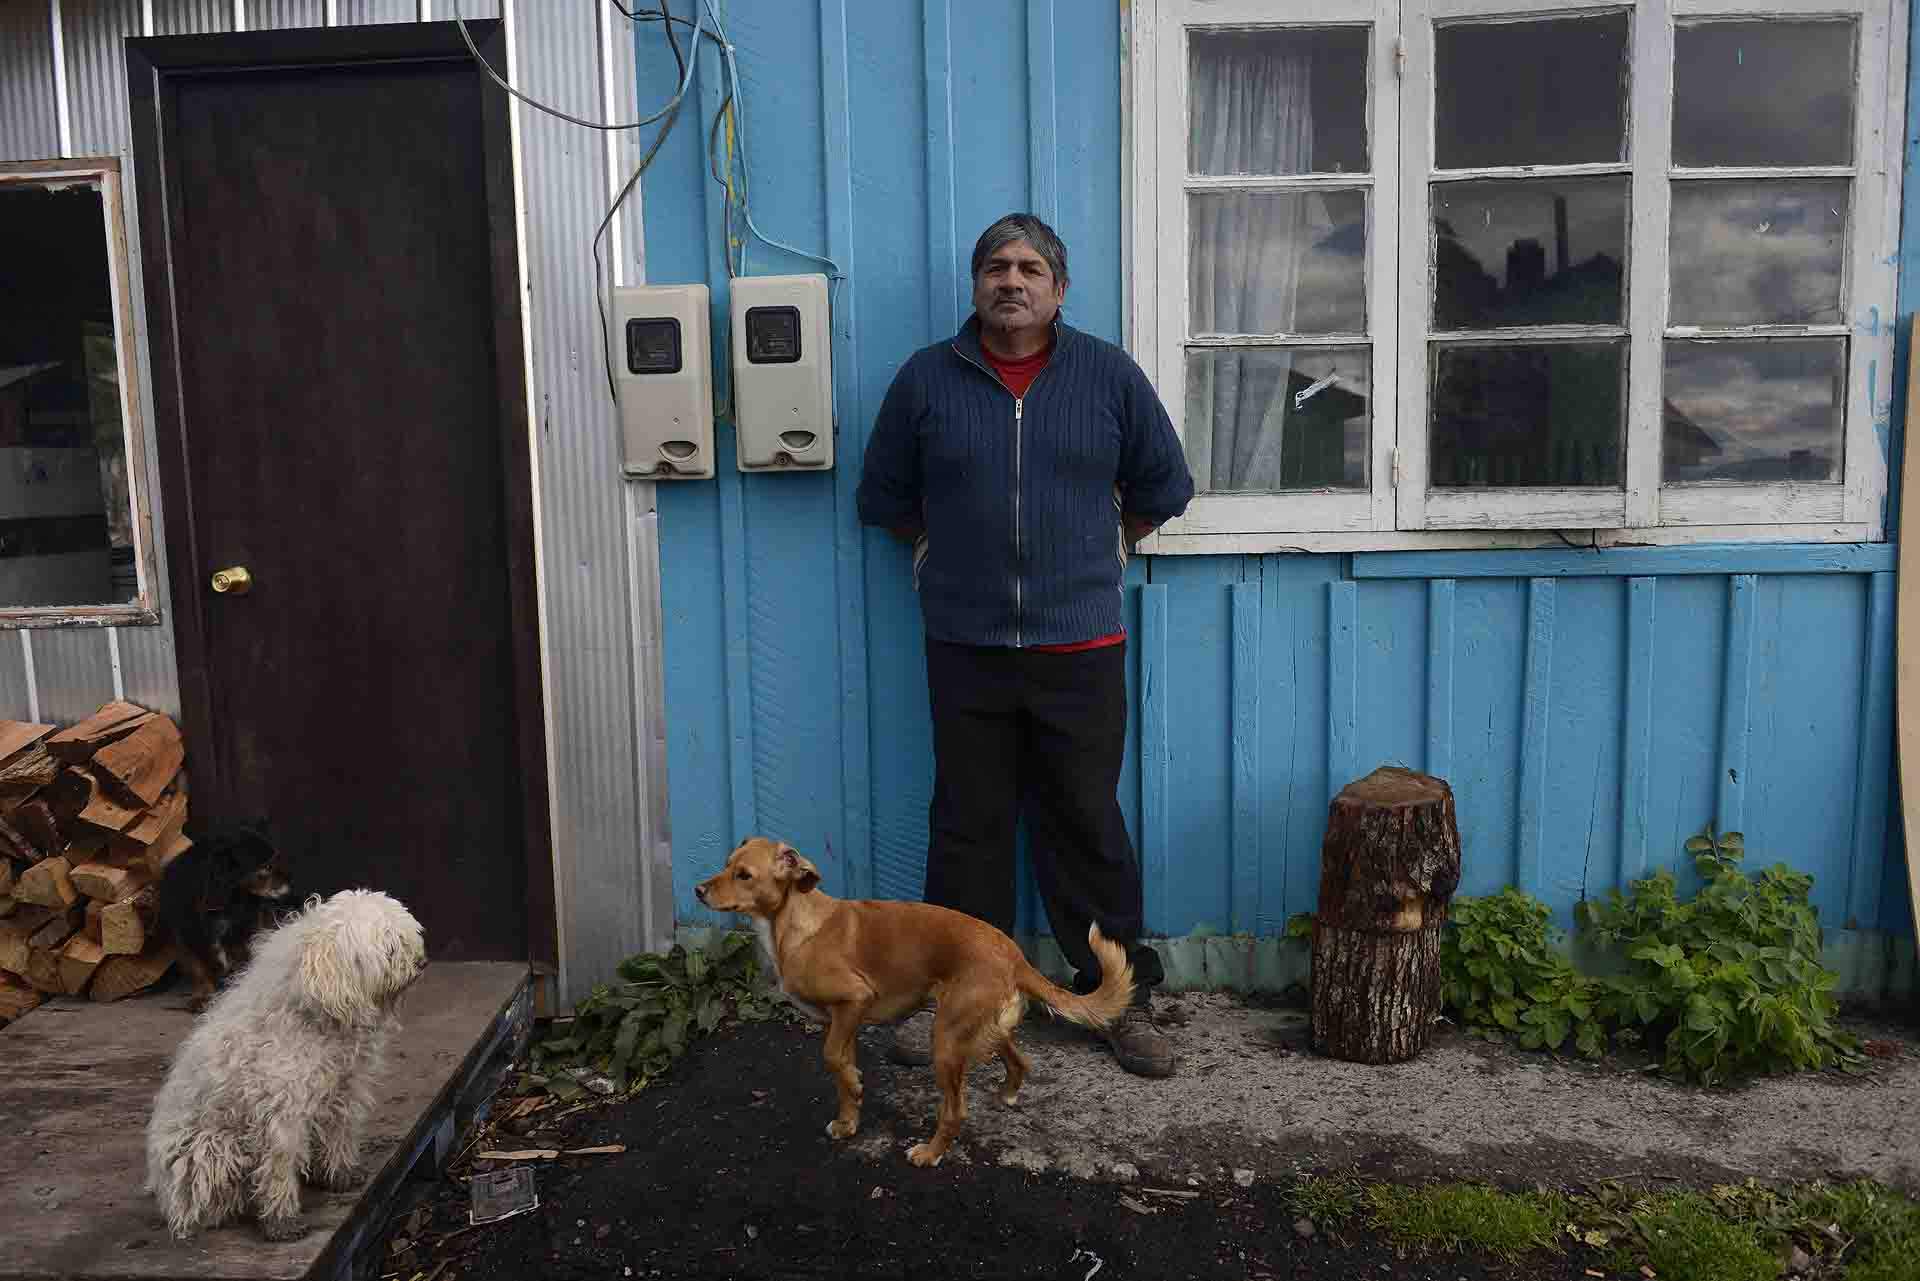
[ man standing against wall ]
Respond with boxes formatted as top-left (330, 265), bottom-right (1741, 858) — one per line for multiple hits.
top-left (856, 213), bottom-right (1195, 1077)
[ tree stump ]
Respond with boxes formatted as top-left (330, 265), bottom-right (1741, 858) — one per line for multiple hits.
top-left (1309, 766), bottom-right (1463, 1064)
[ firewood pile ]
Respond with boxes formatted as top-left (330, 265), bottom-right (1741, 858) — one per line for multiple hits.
top-left (0, 700), bottom-right (189, 1026)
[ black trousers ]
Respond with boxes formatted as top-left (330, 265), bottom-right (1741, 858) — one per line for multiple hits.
top-left (921, 638), bottom-right (1165, 994)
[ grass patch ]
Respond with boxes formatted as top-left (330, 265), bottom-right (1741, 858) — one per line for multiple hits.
top-left (1363, 1183), bottom-right (1566, 1259)
top-left (1281, 1174), bottom-right (1920, 1279)
top-left (1621, 1193), bottom-right (1778, 1281)
top-left (1788, 1179), bottom-right (1920, 1279)
top-left (1285, 1173), bottom-right (1365, 1226)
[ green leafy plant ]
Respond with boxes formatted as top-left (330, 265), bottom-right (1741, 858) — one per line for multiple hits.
top-left (1440, 826), bottom-right (1861, 1084)
top-left (1578, 825), bottom-right (1861, 1084)
top-left (1440, 887), bottom-right (1608, 1057)
top-left (523, 932), bottom-right (776, 1100)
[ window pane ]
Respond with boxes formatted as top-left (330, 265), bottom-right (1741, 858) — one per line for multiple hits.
top-left (1673, 22), bottom-right (1855, 167)
top-left (1435, 15), bottom-right (1628, 169)
top-left (1189, 27), bottom-right (1369, 176)
top-left (1663, 338), bottom-right (1844, 483)
top-left (1433, 178), bottom-right (1627, 330)
top-left (1185, 347), bottom-right (1369, 491)
top-left (0, 183), bottom-right (136, 607)
top-left (1190, 190), bottom-right (1367, 336)
top-left (1668, 180), bottom-right (1847, 327)
top-left (1430, 342), bottom-right (1624, 487)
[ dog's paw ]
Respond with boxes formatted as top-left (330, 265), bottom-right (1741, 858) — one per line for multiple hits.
top-left (906, 1142), bottom-right (945, 1168)
top-left (257, 1215), bottom-right (310, 1243)
top-left (313, 1164), bottom-right (365, 1193)
top-left (826, 1118), bottom-right (859, 1140)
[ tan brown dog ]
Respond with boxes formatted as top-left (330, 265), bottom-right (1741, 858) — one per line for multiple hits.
top-left (695, 836), bottom-right (1133, 1167)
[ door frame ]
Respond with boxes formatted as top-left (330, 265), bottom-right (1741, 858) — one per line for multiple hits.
top-left (125, 20), bottom-right (556, 971)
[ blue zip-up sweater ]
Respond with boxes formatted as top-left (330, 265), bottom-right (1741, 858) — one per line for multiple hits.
top-left (856, 316), bottom-right (1195, 648)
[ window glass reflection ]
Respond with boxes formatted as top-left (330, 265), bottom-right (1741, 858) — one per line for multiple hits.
top-left (1663, 338), bottom-right (1844, 483)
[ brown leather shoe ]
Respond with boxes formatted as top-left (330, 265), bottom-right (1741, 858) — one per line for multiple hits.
top-left (1103, 994), bottom-right (1175, 1078)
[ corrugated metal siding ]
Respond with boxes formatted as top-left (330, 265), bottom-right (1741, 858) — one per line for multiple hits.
top-left (62, 0), bottom-right (140, 156)
top-left (338, 0), bottom-right (413, 22)
top-left (644, 0), bottom-right (1915, 967)
top-left (0, 640), bottom-right (29, 721)
top-left (0, 4), bottom-right (59, 159)
top-left (2, 3), bottom-right (675, 1001)
top-left (247, 0), bottom-right (324, 28)
top-left (153, 0), bottom-right (233, 34)
top-left (25, 630), bottom-right (115, 724)
top-left (514, 0), bottom-right (662, 998)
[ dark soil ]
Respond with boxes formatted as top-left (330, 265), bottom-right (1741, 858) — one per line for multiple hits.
top-left (369, 1017), bottom-right (1618, 1281)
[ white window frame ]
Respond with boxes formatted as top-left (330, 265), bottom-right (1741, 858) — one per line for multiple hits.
top-left (1126, 0), bottom-right (1905, 554)
top-left (0, 159), bottom-right (162, 627)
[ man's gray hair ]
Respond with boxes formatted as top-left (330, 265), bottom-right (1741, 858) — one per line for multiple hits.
top-left (970, 213), bottom-right (1070, 287)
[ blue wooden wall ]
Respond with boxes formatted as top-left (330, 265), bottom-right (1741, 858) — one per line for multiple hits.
top-left (638, 0), bottom-right (1917, 975)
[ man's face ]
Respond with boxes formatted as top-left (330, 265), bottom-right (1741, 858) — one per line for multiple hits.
top-left (973, 238), bottom-right (1065, 336)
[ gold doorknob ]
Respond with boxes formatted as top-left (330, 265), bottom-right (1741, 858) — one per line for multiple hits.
top-left (210, 566), bottom-right (253, 595)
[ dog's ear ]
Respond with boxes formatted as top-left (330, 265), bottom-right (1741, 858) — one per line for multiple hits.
top-left (296, 919), bottom-right (375, 1024)
top-left (776, 845), bottom-right (821, 894)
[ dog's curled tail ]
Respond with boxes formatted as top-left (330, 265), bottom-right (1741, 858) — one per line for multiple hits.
top-left (1017, 924), bottom-right (1134, 1031)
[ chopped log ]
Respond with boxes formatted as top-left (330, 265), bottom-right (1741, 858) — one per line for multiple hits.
top-left (0, 743), bottom-right (58, 796)
top-left (70, 861), bottom-right (148, 903)
top-left (0, 858), bottom-right (13, 898)
top-left (77, 778), bottom-right (147, 835)
top-left (28, 905), bottom-right (81, 952)
top-left (0, 974), bottom-right (42, 1025)
top-left (100, 887), bottom-right (156, 956)
top-left (44, 767), bottom-right (94, 824)
top-left (1310, 767), bottom-right (1463, 1065)
top-left (12, 799), bottom-right (61, 857)
top-left (0, 894), bottom-right (15, 917)
top-left (92, 716), bottom-right (184, 808)
top-left (0, 720), bottom-right (55, 765)
top-left (46, 702), bottom-right (152, 764)
top-left (112, 785), bottom-right (188, 865)
top-left (57, 934), bottom-right (104, 995)
top-left (25, 942), bottom-right (64, 993)
top-left (152, 832), bottom-right (193, 877)
top-left (89, 942), bottom-right (177, 1002)
top-left (0, 815), bottom-right (37, 863)
top-left (0, 904), bottom-right (56, 973)
top-left (83, 898), bottom-right (105, 943)
top-left (16, 856), bottom-right (79, 910)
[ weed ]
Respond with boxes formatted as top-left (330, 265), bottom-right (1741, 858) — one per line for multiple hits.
top-left (1286, 1173), bottom-right (1365, 1226)
top-left (1441, 825), bottom-right (1862, 1084)
top-left (522, 932), bottom-right (776, 1099)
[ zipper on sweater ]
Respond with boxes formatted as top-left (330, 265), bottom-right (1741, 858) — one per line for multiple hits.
top-left (951, 341), bottom-right (1054, 648)
top-left (1013, 396), bottom-right (1024, 648)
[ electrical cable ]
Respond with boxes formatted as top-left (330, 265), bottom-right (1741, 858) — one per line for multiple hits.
top-left (652, 0), bottom-right (685, 86)
top-left (452, 9), bottom-right (710, 132)
top-left (588, 1), bottom-right (704, 403)
top-left (453, 2), bottom-right (845, 403)
top-left (696, 0), bottom-right (843, 281)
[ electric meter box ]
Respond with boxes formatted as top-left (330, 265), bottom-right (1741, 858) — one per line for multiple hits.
top-left (612, 283), bottom-right (714, 479)
top-left (729, 273), bottom-right (833, 472)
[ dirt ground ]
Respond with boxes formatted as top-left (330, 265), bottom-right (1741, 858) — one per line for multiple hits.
top-left (369, 995), bottom-right (1919, 1281)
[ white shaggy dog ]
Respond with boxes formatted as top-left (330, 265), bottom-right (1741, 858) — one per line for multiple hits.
top-left (145, 889), bottom-right (427, 1241)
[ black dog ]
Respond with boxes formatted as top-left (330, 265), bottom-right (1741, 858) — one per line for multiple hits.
top-left (156, 820), bottom-right (292, 1011)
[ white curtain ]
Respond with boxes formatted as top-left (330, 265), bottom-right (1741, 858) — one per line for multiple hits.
top-left (1187, 41), bottom-right (1316, 491)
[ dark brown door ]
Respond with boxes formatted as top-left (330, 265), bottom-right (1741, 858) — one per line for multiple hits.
top-left (128, 23), bottom-right (552, 965)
